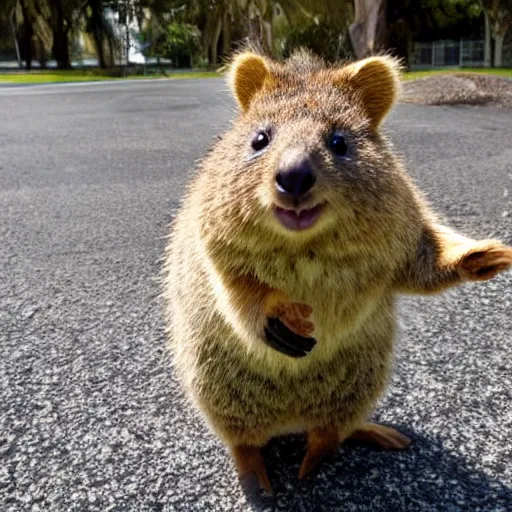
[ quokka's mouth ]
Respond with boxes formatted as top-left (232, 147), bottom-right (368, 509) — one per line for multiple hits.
top-left (273, 202), bottom-right (326, 231)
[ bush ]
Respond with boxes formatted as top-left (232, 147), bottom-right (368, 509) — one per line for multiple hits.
top-left (142, 22), bottom-right (201, 68)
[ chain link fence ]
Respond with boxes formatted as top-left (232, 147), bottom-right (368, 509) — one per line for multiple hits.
top-left (412, 40), bottom-right (487, 69)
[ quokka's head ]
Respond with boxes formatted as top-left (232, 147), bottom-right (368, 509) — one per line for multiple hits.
top-left (199, 49), bottom-right (412, 251)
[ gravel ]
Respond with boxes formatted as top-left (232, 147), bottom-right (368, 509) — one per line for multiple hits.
top-left (402, 73), bottom-right (512, 108)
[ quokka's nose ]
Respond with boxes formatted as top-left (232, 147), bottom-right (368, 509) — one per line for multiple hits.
top-left (275, 157), bottom-right (316, 197)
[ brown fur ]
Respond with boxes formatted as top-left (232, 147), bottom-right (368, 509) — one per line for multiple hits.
top-left (162, 49), bottom-right (512, 492)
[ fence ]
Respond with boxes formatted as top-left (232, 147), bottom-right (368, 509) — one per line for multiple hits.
top-left (411, 40), bottom-right (486, 69)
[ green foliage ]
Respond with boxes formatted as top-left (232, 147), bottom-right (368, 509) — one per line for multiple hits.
top-left (2, 0), bottom-right (510, 70)
top-left (387, 0), bottom-right (486, 43)
top-left (281, 20), bottom-right (353, 62)
top-left (141, 21), bottom-right (201, 66)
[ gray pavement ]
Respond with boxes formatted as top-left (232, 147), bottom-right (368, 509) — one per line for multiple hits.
top-left (0, 80), bottom-right (511, 512)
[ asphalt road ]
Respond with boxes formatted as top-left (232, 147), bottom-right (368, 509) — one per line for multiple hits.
top-left (0, 79), bottom-right (511, 512)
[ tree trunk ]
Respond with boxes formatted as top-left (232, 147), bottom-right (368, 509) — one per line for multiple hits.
top-left (261, 19), bottom-right (273, 55)
top-left (222, 11), bottom-right (232, 57)
top-left (52, 0), bottom-right (71, 69)
top-left (258, 2), bottom-right (274, 55)
top-left (349, 0), bottom-right (388, 59)
top-left (107, 34), bottom-right (115, 68)
top-left (386, 19), bottom-right (411, 68)
top-left (494, 32), bottom-right (504, 67)
top-left (122, 10), bottom-right (130, 76)
top-left (248, 16), bottom-right (260, 43)
top-left (210, 15), bottom-right (223, 66)
top-left (38, 39), bottom-right (47, 69)
top-left (202, 7), bottom-right (222, 66)
top-left (94, 31), bottom-right (107, 68)
top-left (52, 29), bottom-right (71, 69)
top-left (484, 11), bottom-right (491, 68)
top-left (90, 4), bottom-right (107, 68)
top-left (10, 10), bottom-right (22, 68)
top-left (23, 26), bottom-right (33, 70)
top-left (20, 2), bottom-right (34, 70)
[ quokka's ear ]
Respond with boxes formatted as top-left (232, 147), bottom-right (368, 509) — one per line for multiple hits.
top-left (334, 56), bottom-right (402, 131)
top-left (228, 52), bottom-right (272, 112)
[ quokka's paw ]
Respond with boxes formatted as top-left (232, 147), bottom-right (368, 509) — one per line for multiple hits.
top-left (263, 291), bottom-right (316, 358)
top-left (458, 243), bottom-right (512, 281)
top-left (264, 317), bottom-right (316, 358)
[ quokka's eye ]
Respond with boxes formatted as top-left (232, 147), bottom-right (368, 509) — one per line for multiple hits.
top-left (327, 132), bottom-right (348, 157)
top-left (251, 130), bottom-right (270, 152)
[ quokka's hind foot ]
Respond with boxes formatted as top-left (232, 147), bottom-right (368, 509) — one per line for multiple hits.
top-left (298, 425), bottom-right (339, 480)
top-left (232, 444), bottom-right (273, 494)
top-left (298, 422), bottom-right (411, 480)
top-left (348, 423), bottom-right (411, 450)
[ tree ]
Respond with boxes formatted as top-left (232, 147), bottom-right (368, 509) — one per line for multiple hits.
top-left (349, 0), bottom-right (387, 60)
top-left (282, 19), bottom-right (353, 62)
top-left (48, 0), bottom-right (78, 69)
top-left (140, 0), bottom-right (241, 66)
top-left (19, 0), bottom-right (36, 69)
top-left (105, 0), bottom-right (188, 68)
top-left (350, 0), bottom-right (484, 67)
top-left (150, 22), bottom-right (200, 66)
top-left (9, 0), bottom-right (84, 70)
top-left (200, 0), bottom-right (234, 66)
top-left (156, 0), bottom-right (352, 66)
top-left (234, 0), bottom-right (352, 61)
top-left (1, 0), bottom-right (53, 70)
top-left (85, 0), bottom-right (117, 68)
top-left (482, 0), bottom-right (512, 66)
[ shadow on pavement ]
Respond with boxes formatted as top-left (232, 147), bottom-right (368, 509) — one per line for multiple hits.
top-left (243, 425), bottom-right (512, 512)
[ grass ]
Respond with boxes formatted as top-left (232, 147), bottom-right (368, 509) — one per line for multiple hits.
top-left (1, 67), bottom-right (511, 85)
top-left (403, 67), bottom-right (512, 80)
top-left (0, 69), bottom-right (220, 84)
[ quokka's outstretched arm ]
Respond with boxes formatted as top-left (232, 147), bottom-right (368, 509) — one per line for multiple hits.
top-left (395, 223), bottom-right (512, 294)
